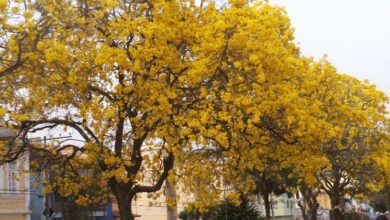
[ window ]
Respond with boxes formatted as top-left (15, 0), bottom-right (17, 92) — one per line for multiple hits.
top-left (271, 200), bottom-right (278, 209)
top-left (8, 162), bottom-right (19, 192)
top-left (287, 200), bottom-right (295, 209)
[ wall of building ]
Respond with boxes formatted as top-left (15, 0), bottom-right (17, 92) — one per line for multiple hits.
top-left (0, 215), bottom-right (28, 220)
top-left (256, 193), bottom-right (294, 219)
top-left (317, 192), bottom-right (331, 210)
top-left (112, 188), bottom-right (186, 220)
top-left (0, 154), bottom-right (31, 220)
top-left (29, 172), bottom-right (45, 220)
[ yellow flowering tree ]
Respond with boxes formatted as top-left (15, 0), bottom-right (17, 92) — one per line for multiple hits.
top-left (175, 2), bottom-right (325, 216)
top-left (1, 0), bottom-right (313, 218)
top-left (0, 0), bottom-right (304, 218)
top-left (0, 0), bottom-right (204, 219)
top-left (367, 120), bottom-right (390, 212)
top-left (1, 1), bottom-right (389, 220)
top-left (303, 60), bottom-right (389, 220)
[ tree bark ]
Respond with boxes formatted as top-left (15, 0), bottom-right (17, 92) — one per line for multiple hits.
top-left (330, 196), bottom-right (343, 220)
top-left (117, 195), bottom-right (134, 220)
top-left (297, 199), bottom-right (309, 220)
top-left (110, 180), bottom-right (135, 220)
top-left (330, 207), bottom-right (343, 220)
top-left (307, 192), bottom-right (318, 220)
top-left (262, 192), bottom-right (271, 220)
top-left (165, 178), bottom-right (177, 220)
top-left (309, 206), bottom-right (318, 220)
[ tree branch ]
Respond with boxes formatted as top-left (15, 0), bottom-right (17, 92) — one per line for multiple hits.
top-left (131, 152), bottom-right (174, 194)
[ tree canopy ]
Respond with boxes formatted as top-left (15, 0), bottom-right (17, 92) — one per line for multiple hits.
top-left (0, 0), bottom-right (388, 220)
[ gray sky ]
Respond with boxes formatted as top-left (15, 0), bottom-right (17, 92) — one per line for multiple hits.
top-left (271, 0), bottom-right (390, 99)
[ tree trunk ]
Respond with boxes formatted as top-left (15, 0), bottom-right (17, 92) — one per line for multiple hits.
top-left (117, 196), bottom-right (134, 220)
top-left (298, 186), bottom-right (320, 220)
top-left (309, 206), bottom-right (318, 220)
top-left (307, 192), bottom-right (318, 220)
top-left (112, 184), bottom-right (134, 220)
top-left (109, 178), bottom-right (135, 220)
top-left (385, 188), bottom-right (390, 212)
top-left (165, 178), bottom-right (177, 220)
top-left (262, 192), bottom-right (271, 220)
top-left (330, 207), bottom-right (343, 220)
top-left (296, 190), bottom-right (307, 220)
top-left (330, 196), bottom-right (343, 220)
top-left (297, 200), bottom-right (309, 220)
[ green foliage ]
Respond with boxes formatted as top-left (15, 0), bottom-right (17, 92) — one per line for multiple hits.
top-left (179, 195), bottom-right (263, 220)
top-left (369, 190), bottom-right (390, 213)
top-left (178, 208), bottom-right (202, 220)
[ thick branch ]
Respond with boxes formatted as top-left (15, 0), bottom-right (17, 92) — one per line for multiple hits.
top-left (115, 116), bottom-right (125, 157)
top-left (131, 152), bottom-right (174, 194)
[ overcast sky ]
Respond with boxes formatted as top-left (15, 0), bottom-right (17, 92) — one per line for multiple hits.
top-left (271, 0), bottom-right (390, 99)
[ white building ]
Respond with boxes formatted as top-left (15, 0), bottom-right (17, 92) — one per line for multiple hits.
top-left (0, 127), bottom-right (31, 220)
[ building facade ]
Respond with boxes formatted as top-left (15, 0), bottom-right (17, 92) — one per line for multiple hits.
top-left (255, 193), bottom-right (294, 220)
top-left (28, 149), bottom-right (113, 220)
top-left (0, 128), bottom-right (31, 220)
